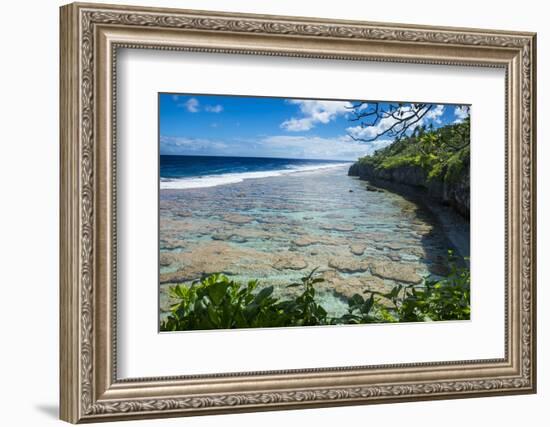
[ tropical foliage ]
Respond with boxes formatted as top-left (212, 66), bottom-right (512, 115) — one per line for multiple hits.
top-left (161, 257), bottom-right (470, 331)
top-left (356, 117), bottom-right (470, 184)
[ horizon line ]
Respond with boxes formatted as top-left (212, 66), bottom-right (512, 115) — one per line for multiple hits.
top-left (159, 153), bottom-right (357, 162)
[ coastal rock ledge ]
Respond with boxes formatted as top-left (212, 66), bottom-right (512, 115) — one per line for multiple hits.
top-left (348, 162), bottom-right (470, 219)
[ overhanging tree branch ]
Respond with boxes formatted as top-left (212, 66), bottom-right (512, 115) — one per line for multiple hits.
top-left (347, 102), bottom-right (434, 142)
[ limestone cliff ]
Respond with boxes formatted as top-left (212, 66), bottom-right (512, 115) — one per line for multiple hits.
top-left (348, 160), bottom-right (470, 219)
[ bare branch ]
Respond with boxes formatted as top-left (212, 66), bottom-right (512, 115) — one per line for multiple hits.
top-left (347, 102), bottom-right (434, 143)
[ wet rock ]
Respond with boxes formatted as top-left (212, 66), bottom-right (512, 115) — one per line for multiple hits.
top-left (349, 244), bottom-right (366, 256)
top-left (160, 269), bottom-right (201, 284)
top-left (256, 215), bottom-right (288, 225)
top-left (383, 242), bottom-right (406, 251)
top-left (320, 271), bottom-right (395, 301)
top-left (161, 217), bottom-right (221, 235)
top-left (175, 211), bottom-right (192, 218)
top-left (159, 252), bottom-right (175, 267)
top-left (160, 238), bottom-right (186, 250)
top-left (223, 214), bottom-right (253, 224)
top-left (429, 263), bottom-right (450, 276)
top-left (328, 257), bottom-right (369, 273)
top-left (366, 185), bottom-right (384, 192)
top-left (357, 232), bottom-right (386, 242)
top-left (159, 242), bottom-right (273, 284)
top-left (404, 247), bottom-right (427, 258)
top-left (387, 254), bottom-right (401, 262)
top-left (360, 276), bottom-right (394, 294)
top-left (293, 234), bottom-right (343, 247)
top-left (324, 213), bottom-right (345, 219)
top-left (273, 254), bottom-right (308, 271)
top-left (320, 223), bottom-right (355, 232)
top-left (321, 270), bottom-right (364, 298)
top-left (413, 224), bottom-right (434, 236)
top-left (293, 236), bottom-right (319, 247)
top-left (369, 260), bottom-right (422, 284)
top-left (211, 232), bottom-right (232, 241)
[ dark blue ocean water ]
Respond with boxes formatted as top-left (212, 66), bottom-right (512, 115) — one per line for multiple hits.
top-left (160, 155), bottom-right (347, 178)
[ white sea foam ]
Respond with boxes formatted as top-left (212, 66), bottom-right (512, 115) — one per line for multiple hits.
top-left (160, 162), bottom-right (351, 190)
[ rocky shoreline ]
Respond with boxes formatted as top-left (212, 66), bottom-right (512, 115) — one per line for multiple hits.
top-left (348, 162), bottom-right (470, 258)
top-left (348, 162), bottom-right (470, 219)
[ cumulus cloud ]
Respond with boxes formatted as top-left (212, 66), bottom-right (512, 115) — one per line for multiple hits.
top-left (279, 117), bottom-right (314, 132)
top-left (183, 97), bottom-right (199, 113)
top-left (347, 116), bottom-right (396, 141)
top-left (160, 136), bottom-right (229, 155)
top-left (426, 104), bottom-right (445, 123)
top-left (177, 98), bottom-right (224, 114)
top-left (260, 135), bottom-right (390, 160)
top-left (205, 104), bottom-right (223, 113)
top-left (281, 100), bottom-right (353, 131)
top-left (454, 105), bottom-right (469, 123)
top-left (160, 133), bottom-right (388, 160)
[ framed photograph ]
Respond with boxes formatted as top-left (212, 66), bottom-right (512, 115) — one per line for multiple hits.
top-left (60, 2), bottom-right (537, 423)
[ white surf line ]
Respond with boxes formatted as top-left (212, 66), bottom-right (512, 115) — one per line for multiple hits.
top-left (160, 163), bottom-right (351, 190)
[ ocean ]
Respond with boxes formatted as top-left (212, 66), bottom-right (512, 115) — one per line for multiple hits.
top-left (159, 155), bottom-right (462, 319)
top-left (160, 155), bottom-right (351, 189)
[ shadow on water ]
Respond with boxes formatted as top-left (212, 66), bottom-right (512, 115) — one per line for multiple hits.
top-left (359, 177), bottom-right (470, 277)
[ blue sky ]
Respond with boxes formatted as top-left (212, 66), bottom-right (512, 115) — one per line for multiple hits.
top-left (159, 93), bottom-right (469, 160)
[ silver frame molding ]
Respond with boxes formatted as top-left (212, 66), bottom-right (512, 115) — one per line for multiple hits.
top-left (60, 2), bottom-right (537, 423)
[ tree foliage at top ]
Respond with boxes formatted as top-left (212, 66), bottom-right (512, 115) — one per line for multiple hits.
top-left (356, 113), bottom-right (470, 184)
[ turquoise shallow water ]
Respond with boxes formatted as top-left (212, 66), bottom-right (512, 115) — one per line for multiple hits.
top-left (159, 165), bottom-right (463, 318)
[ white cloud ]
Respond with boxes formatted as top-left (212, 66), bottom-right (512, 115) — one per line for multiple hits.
top-left (279, 117), bottom-right (314, 131)
top-left (346, 112), bottom-right (409, 141)
top-left (178, 99), bottom-right (223, 113)
top-left (160, 136), bottom-right (228, 154)
top-left (160, 133), bottom-right (386, 160)
top-left (426, 104), bottom-right (445, 123)
top-left (261, 135), bottom-right (390, 160)
top-left (281, 100), bottom-right (353, 131)
top-left (454, 105), bottom-right (469, 123)
top-left (205, 104), bottom-right (223, 113)
top-left (183, 97), bottom-right (199, 113)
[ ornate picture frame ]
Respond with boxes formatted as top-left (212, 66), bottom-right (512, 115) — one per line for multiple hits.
top-left (60, 2), bottom-right (536, 423)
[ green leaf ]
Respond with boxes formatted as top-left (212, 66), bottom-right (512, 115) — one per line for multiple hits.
top-left (207, 281), bottom-right (228, 306)
top-left (349, 294), bottom-right (365, 306)
top-left (254, 286), bottom-right (274, 304)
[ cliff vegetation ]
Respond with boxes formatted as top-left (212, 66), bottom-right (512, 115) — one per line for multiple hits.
top-left (349, 118), bottom-right (470, 218)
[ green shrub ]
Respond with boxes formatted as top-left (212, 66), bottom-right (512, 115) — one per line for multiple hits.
top-left (161, 269), bottom-right (331, 331)
top-left (161, 274), bottom-right (284, 331)
top-left (356, 118), bottom-right (470, 185)
top-left (161, 257), bottom-right (470, 331)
